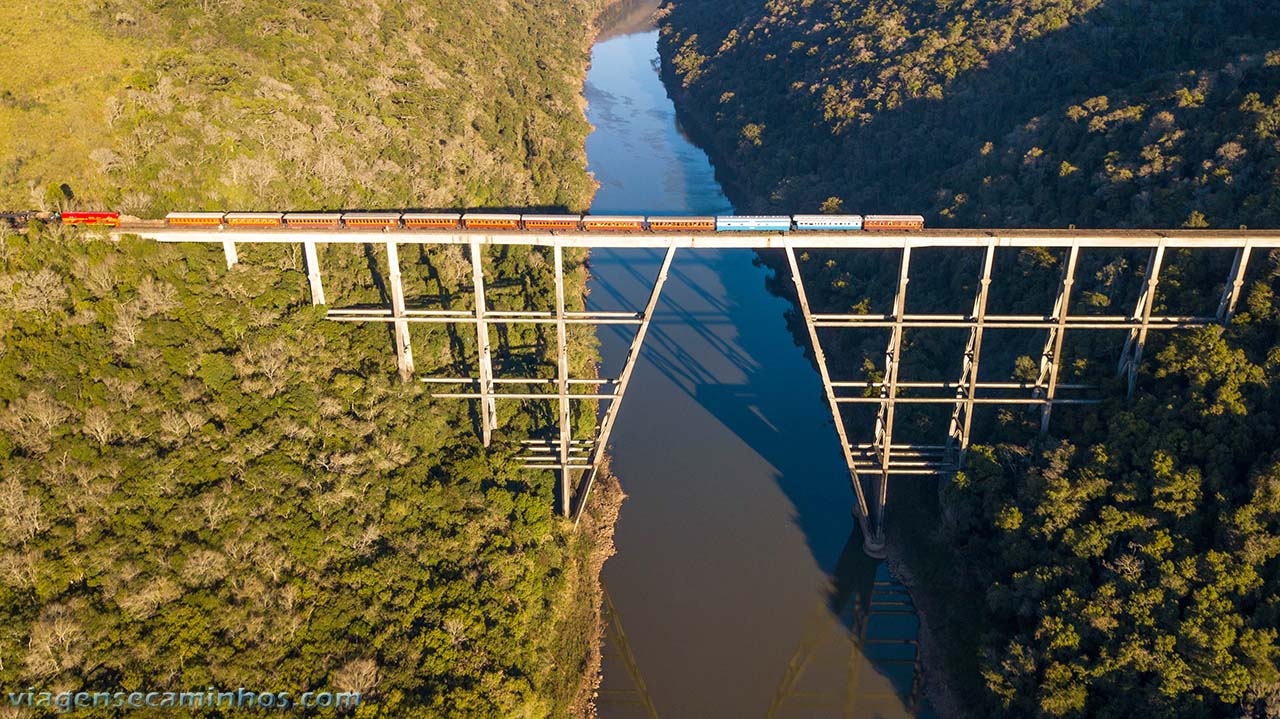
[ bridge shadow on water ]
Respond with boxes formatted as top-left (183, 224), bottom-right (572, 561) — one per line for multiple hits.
top-left (590, 246), bottom-right (850, 569)
top-left (588, 246), bottom-right (932, 717)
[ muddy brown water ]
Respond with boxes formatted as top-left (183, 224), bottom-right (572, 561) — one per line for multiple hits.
top-left (583, 7), bottom-right (932, 718)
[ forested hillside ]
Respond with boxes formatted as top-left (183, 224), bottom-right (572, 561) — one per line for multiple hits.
top-left (657, 0), bottom-right (1280, 716)
top-left (659, 0), bottom-right (1280, 228)
top-left (1, 0), bottom-right (617, 716)
top-left (0, 226), bottom-right (615, 717)
top-left (943, 269), bottom-right (1280, 718)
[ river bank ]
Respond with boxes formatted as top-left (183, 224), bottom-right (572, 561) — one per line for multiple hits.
top-left (570, 466), bottom-right (626, 717)
top-left (647, 15), bottom-right (972, 719)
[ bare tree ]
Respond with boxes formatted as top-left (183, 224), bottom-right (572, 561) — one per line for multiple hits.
top-left (101, 376), bottom-right (141, 407)
top-left (158, 410), bottom-right (188, 442)
top-left (136, 276), bottom-right (178, 317)
top-left (0, 473), bottom-right (44, 543)
top-left (89, 147), bottom-right (122, 174)
top-left (350, 523), bottom-right (381, 555)
top-left (76, 255), bottom-right (118, 298)
top-left (103, 97), bottom-right (123, 128)
top-left (278, 243), bottom-right (301, 272)
top-left (27, 182), bottom-right (45, 212)
top-left (431, 245), bottom-right (472, 286)
top-left (111, 303), bottom-right (142, 351)
top-left (0, 391), bottom-right (70, 454)
top-left (12, 269), bottom-right (68, 317)
top-left (24, 603), bottom-right (84, 679)
top-left (117, 191), bottom-right (153, 216)
top-left (332, 657), bottom-right (379, 696)
top-left (179, 549), bottom-right (228, 587)
top-left (0, 224), bottom-right (13, 262)
top-left (81, 407), bottom-right (115, 447)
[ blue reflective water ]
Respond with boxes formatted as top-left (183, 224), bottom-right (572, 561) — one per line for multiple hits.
top-left (584, 20), bottom-right (929, 718)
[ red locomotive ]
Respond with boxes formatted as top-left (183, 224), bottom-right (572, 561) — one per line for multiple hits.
top-left (60, 211), bottom-right (120, 227)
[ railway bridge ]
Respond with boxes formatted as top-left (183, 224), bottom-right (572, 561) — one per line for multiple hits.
top-left (114, 224), bottom-right (1280, 555)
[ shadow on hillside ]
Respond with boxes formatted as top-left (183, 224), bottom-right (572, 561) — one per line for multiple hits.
top-left (676, 0), bottom-right (1280, 224)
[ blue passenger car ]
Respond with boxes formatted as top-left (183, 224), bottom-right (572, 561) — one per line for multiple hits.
top-left (715, 215), bottom-right (792, 232)
top-left (792, 214), bottom-right (864, 231)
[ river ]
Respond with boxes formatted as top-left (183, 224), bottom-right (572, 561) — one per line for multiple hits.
top-left (582, 6), bottom-right (933, 718)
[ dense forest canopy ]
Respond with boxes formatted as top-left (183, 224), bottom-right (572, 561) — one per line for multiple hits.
top-left (659, 0), bottom-right (1280, 228)
top-left (1, 0), bottom-right (615, 716)
top-left (0, 226), bottom-right (608, 717)
top-left (657, 0), bottom-right (1280, 716)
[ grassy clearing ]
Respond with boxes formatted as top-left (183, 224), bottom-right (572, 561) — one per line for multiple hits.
top-left (0, 0), bottom-right (145, 208)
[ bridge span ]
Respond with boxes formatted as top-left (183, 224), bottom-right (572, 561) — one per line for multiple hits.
top-left (114, 225), bottom-right (1280, 555)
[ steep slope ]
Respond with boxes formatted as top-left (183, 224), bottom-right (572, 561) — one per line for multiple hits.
top-left (0, 227), bottom-right (613, 716)
top-left (1, 0), bottom-right (617, 715)
top-left (659, 0), bottom-right (1280, 228)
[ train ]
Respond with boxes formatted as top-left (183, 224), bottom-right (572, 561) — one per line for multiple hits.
top-left (6, 211), bottom-right (926, 232)
top-left (2, 211), bottom-right (120, 228)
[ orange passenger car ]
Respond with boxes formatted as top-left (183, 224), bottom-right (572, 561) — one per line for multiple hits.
top-left (583, 215), bottom-right (645, 231)
top-left (647, 216), bottom-right (716, 231)
top-left (166, 212), bottom-right (225, 226)
top-left (462, 213), bottom-right (521, 230)
top-left (284, 213), bottom-right (342, 229)
top-left (521, 214), bottom-right (581, 230)
top-left (863, 215), bottom-right (925, 231)
top-left (341, 212), bottom-right (401, 229)
top-left (403, 213), bottom-right (461, 229)
top-left (224, 212), bottom-right (284, 227)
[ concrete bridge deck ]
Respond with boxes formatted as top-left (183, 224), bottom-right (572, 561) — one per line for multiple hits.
top-left (116, 225), bottom-right (1280, 249)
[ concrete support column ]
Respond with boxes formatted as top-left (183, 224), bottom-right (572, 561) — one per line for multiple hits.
top-left (1037, 241), bottom-right (1080, 433)
top-left (303, 240), bottom-right (326, 306)
top-left (785, 241), bottom-right (877, 556)
top-left (946, 242), bottom-right (996, 467)
top-left (1117, 243), bottom-right (1165, 397)
top-left (554, 243), bottom-right (573, 517)
top-left (470, 238), bottom-right (497, 446)
top-left (871, 245), bottom-right (913, 551)
top-left (1217, 243), bottom-right (1253, 322)
top-left (386, 240), bottom-right (414, 381)
top-left (573, 244), bottom-right (676, 526)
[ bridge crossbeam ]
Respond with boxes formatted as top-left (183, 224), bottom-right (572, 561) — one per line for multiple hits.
top-left (810, 314), bottom-right (1216, 329)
